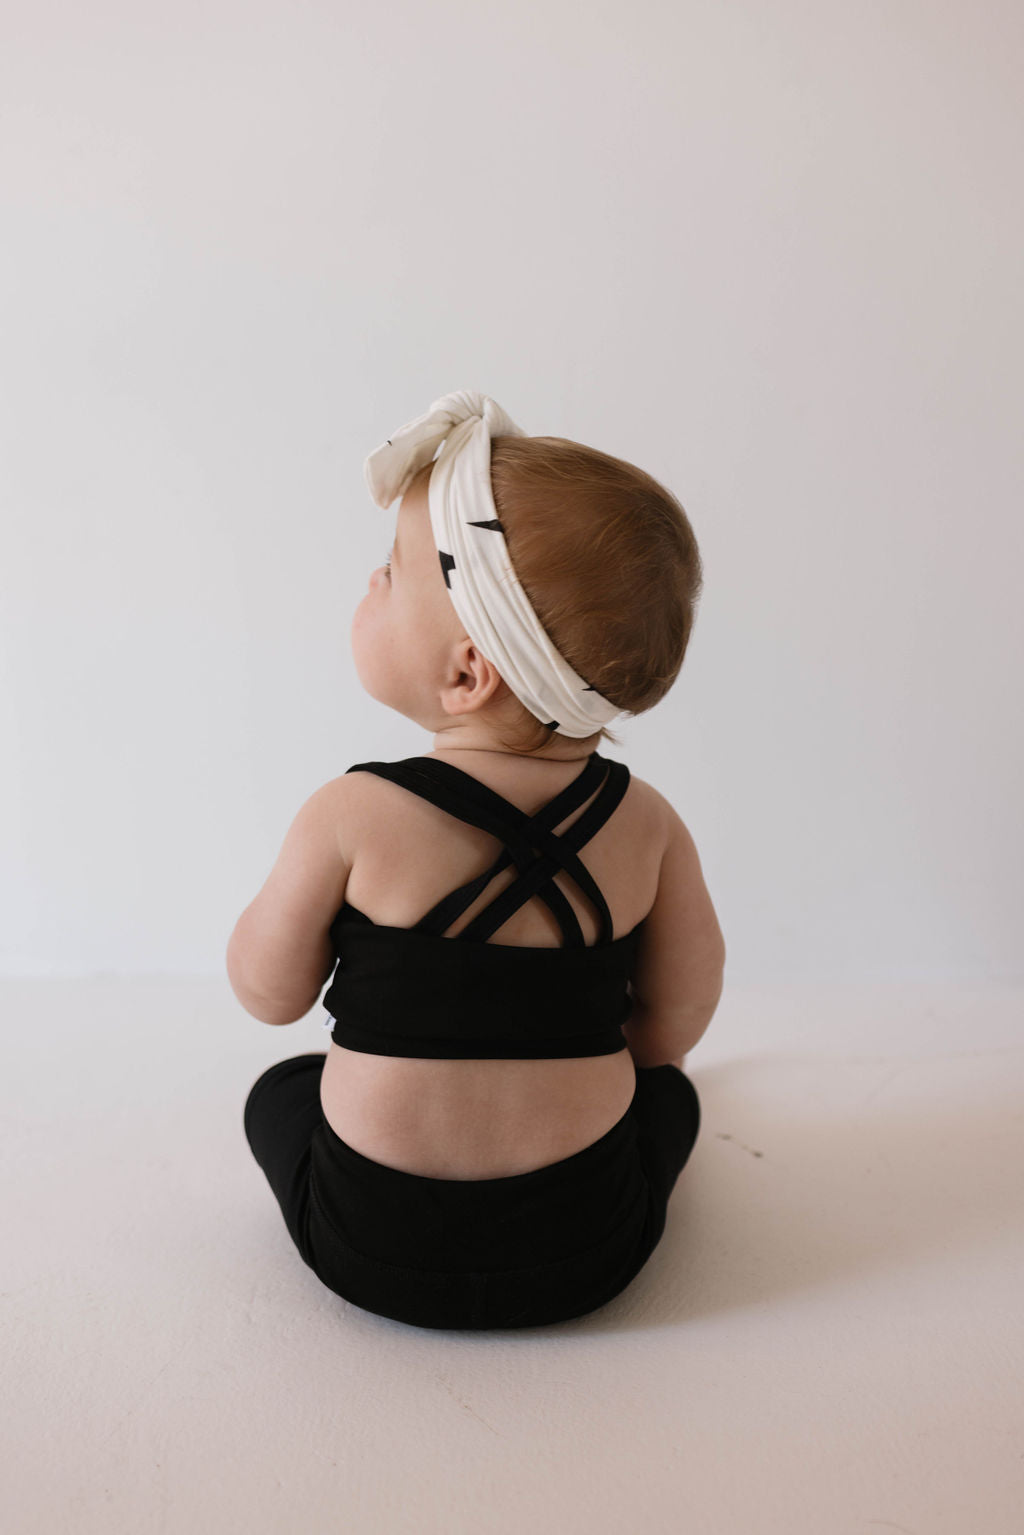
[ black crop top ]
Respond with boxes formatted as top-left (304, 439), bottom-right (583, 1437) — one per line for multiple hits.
top-left (320, 751), bottom-right (642, 1060)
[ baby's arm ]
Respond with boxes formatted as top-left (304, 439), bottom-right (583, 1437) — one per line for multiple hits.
top-left (623, 790), bottom-right (726, 1069)
top-left (226, 781), bottom-right (352, 1026)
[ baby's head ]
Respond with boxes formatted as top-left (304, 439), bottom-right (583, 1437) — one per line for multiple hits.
top-left (352, 432), bottom-right (703, 756)
top-left (488, 434), bottom-right (704, 752)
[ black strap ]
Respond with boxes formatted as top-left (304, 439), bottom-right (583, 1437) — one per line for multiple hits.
top-left (405, 754), bottom-right (616, 945)
top-left (453, 760), bottom-right (629, 944)
top-left (344, 752), bottom-right (630, 947)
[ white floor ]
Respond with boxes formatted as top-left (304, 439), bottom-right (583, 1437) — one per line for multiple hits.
top-left (3, 978), bottom-right (1022, 1534)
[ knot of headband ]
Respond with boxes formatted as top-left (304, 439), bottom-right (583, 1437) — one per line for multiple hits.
top-left (363, 389), bottom-right (626, 740)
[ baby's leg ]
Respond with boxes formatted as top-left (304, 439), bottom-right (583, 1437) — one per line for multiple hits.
top-left (243, 1052), bottom-right (327, 1265)
top-left (629, 1063), bottom-right (701, 1251)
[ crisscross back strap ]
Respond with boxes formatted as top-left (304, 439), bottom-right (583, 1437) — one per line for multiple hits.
top-left (447, 759), bottom-right (629, 944)
top-left (406, 755), bottom-right (627, 946)
top-left (389, 756), bottom-right (607, 946)
top-left (344, 752), bottom-right (630, 947)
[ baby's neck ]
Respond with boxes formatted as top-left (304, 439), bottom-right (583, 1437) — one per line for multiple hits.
top-left (428, 734), bottom-right (597, 764)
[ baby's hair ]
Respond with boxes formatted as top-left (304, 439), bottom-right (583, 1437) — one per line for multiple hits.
top-left (486, 434), bottom-right (704, 754)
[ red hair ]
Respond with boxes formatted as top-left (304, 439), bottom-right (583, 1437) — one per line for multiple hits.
top-left (486, 435), bottom-right (704, 753)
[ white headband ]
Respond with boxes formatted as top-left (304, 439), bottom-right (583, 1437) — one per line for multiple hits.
top-left (363, 389), bottom-right (627, 740)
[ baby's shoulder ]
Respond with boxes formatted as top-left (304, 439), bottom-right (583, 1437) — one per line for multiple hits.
top-left (620, 773), bottom-right (672, 853)
top-left (333, 755), bottom-right (669, 860)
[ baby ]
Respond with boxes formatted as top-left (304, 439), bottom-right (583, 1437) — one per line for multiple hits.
top-left (229, 390), bottom-right (726, 1332)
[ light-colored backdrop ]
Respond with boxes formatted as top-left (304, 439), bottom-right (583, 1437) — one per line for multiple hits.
top-left (1, 0), bottom-right (1021, 984)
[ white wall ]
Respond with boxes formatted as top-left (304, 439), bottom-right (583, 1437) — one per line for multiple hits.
top-left (1, 0), bottom-right (1021, 983)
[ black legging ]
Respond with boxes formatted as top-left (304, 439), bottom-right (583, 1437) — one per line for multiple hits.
top-left (244, 1053), bottom-right (700, 1331)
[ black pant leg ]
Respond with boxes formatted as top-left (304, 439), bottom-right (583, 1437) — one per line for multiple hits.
top-left (243, 1052), bottom-right (327, 1266)
top-left (630, 1064), bottom-right (701, 1248)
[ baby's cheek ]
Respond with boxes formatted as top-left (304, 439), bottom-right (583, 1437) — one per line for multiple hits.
top-left (351, 595), bottom-right (373, 637)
